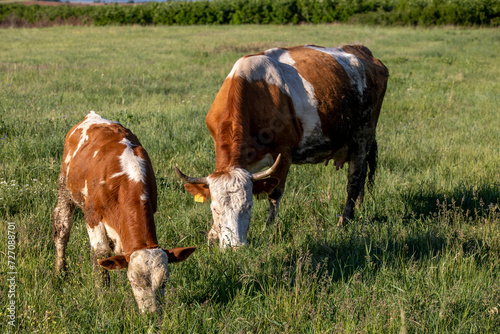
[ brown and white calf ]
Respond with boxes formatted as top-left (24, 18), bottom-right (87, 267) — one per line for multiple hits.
top-left (53, 111), bottom-right (195, 313)
top-left (176, 44), bottom-right (389, 248)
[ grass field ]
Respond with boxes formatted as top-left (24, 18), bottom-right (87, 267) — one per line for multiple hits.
top-left (0, 24), bottom-right (499, 333)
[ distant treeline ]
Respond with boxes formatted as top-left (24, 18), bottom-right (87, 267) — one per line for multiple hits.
top-left (1, 0), bottom-right (499, 28)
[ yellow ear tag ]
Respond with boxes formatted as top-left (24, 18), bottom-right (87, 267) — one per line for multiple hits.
top-left (194, 194), bottom-right (205, 203)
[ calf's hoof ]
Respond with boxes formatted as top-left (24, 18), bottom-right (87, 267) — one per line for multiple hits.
top-left (54, 261), bottom-right (68, 278)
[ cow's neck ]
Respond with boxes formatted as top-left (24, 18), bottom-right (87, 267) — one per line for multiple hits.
top-left (214, 77), bottom-right (251, 172)
top-left (214, 132), bottom-right (248, 172)
top-left (110, 202), bottom-right (159, 259)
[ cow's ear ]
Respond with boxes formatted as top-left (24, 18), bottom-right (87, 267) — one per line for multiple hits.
top-left (253, 177), bottom-right (280, 197)
top-left (164, 247), bottom-right (196, 263)
top-left (98, 255), bottom-right (129, 270)
top-left (184, 184), bottom-right (210, 203)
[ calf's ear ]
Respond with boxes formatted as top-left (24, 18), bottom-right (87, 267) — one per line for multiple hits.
top-left (184, 184), bottom-right (210, 203)
top-left (98, 255), bottom-right (129, 270)
top-left (164, 247), bottom-right (196, 263)
top-left (252, 177), bottom-right (279, 197)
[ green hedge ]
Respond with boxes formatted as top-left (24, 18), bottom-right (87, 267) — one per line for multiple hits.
top-left (1, 0), bottom-right (499, 27)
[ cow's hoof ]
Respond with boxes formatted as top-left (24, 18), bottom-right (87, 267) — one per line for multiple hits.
top-left (337, 216), bottom-right (351, 227)
top-left (265, 213), bottom-right (278, 226)
top-left (54, 262), bottom-right (68, 277)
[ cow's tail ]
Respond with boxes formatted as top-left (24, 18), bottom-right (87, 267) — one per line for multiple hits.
top-left (366, 139), bottom-right (378, 193)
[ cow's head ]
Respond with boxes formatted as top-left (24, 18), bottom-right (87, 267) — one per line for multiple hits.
top-left (175, 155), bottom-right (281, 248)
top-left (98, 247), bottom-right (195, 313)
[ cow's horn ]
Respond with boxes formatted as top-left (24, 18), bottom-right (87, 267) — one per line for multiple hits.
top-left (174, 166), bottom-right (208, 185)
top-left (252, 154), bottom-right (281, 181)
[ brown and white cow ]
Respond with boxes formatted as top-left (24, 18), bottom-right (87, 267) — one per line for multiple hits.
top-left (175, 44), bottom-right (388, 248)
top-left (53, 111), bottom-right (195, 313)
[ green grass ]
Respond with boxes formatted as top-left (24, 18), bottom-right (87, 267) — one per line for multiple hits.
top-left (0, 25), bottom-right (499, 333)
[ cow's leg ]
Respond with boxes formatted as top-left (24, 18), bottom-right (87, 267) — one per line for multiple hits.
top-left (338, 151), bottom-right (368, 227)
top-left (52, 187), bottom-right (76, 275)
top-left (357, 185), bottom-right (366, 207)
top-left (266, 160), bottom-right (291, 225)
top-left (267, 187), bottom-right (284, 224)
top-left (86, 222), bottom-right (111, 287)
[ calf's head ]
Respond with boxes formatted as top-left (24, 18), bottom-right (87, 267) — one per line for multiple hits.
top-left (175, 155), bottom-right (281, 248)
top-left (99, 247), bottom-right (195, 313)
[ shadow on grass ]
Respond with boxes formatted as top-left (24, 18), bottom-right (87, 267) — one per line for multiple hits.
top-left (308, 231), bottom-right (446, 282)
top-left (401, 182), bottom-right (499, 220)
top-left (305, 182), bottom-right (500, 284)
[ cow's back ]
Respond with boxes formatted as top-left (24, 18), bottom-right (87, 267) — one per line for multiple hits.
top-left (285, 45), bottom-right (387, 154)
top-left (206, 44), bottom-right (388, 168)
top-left (59, 112), bottom-right (157, 231)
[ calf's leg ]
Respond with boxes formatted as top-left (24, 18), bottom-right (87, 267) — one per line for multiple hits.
top-left (52, 187), bottom-right (76, 275)
top-left (86, 222), bottom-right (111, 287)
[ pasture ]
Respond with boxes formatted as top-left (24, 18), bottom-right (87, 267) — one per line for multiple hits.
top-left (0, 24), bottom-right (499, 333)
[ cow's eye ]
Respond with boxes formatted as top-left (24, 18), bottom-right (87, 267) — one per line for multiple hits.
top-left (211, 205), bottom-right (220, 215)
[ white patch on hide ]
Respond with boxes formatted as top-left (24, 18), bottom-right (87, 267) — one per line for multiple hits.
top-left (65, 153), bottom-right (72, 176)
top-left (86, 221), bottom-right (111, 254)
top-left (117, 138), bottom-right (146, 183)
top-left (104, 224), bottom-right (123, 254)
top-left (70, 111), bottom-right (117, 159)
top-left (110, 171), bottom-right (125, 179)
top-left (82, 180), bottom-right (88, 198)
top-left (304, 45), bottom-right (367, 96)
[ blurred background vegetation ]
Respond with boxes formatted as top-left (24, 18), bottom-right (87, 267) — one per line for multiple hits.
top-left (0, 0), bottom-right (498, 28)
